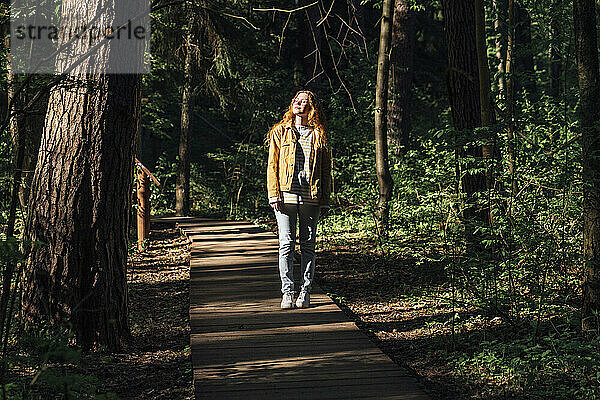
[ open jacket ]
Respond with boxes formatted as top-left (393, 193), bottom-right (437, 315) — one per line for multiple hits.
top-left (267, 121), bottom-right (332, 207)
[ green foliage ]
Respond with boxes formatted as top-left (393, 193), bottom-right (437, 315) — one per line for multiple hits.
top-left (316, 54), bottom-right (586, 395)
top-left (6, 324), bottom-right (117, 399)
top-left (149, 152), bottom-right (179, 214)
top-left (0, 236), bottom-right (27, 266)
top-left (450, 330), bottom-right (600, 398)
top-left (196, 143), bottom-right (272, 219)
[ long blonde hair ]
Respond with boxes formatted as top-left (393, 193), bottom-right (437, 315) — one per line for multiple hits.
top-left (264, 90), bottom-right (328, 149)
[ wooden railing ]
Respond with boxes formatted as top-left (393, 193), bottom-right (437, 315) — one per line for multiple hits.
top-left (135, 158), bottom-right (161, 251)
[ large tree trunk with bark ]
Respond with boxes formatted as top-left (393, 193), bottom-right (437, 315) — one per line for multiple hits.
top-left (441, 0), bottom-right (488, 227)
top-left (441, 0), bottom-right (481, 131)
top-left (375, 0), bottom-right (395, 231)
top-left (574, 0), bottom-right (600, 335)
top-left (23, 0), bottom-right (142, 350)
top-left (387, 0), bottom-right (415, 153)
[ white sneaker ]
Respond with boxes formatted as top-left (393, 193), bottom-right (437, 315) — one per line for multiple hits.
top-left (281, 291), bottom-right (294, 309)
top-left (295, 290), bottom-right (310, 308)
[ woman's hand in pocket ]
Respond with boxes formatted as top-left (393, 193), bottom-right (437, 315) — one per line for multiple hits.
top-left (270, 199), bottom-right (283, 212)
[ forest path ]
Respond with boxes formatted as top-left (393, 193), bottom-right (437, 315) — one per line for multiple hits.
top-left (156, 216), bottom-right (430, 400)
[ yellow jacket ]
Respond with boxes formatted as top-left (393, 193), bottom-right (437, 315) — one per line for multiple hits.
top-left (266, 121), bottom-right (332, 207)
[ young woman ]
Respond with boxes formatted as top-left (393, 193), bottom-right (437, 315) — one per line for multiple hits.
top-left (265, 90), bottom-right (332, 309)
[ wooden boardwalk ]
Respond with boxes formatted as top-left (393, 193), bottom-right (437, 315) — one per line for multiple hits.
top-left (166, 217), bottom-right (430, 400)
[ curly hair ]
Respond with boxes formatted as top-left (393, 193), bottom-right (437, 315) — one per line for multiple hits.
top-left (264, 90), bottom-right (328, 149)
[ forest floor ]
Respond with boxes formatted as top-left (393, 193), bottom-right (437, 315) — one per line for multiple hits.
top-left (6, 222), bottom-right (193, 399)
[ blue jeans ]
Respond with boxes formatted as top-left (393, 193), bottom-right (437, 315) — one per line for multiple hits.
top-left (274, 203), bottom-right (321, 294)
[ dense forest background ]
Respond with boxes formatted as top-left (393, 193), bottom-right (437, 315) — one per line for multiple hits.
top-left (2, 0), bottom-right (600, 398)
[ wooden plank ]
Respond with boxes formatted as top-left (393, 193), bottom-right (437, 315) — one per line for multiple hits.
top-left (190, 284), bottom-right (330, 295)
top-left (195, 376), bottom-right (429, 400)
top-left (192, 331), bottom-right (375, 348)
top-left (197, 373), bottom-right (412, 390)
top-left (190, 321), bottom-right (360, 337)
top-left (189, 293), bottom-right (332, 305)
top-left (190, 319), bottom-right (351, 334)
top-left (189, 296), bottom-right (336, 312)
top-left (197, 375), bottom-right (418, 390)
top-left (195, 389), bottom-right (428, 400)
top-left (190, 253), bottom-right (278, 259)
top-left (194, 348), bottom-right (391, 369)
top-left (190, 306), bottom-right (347, 318)
top-left (191, 278), bottom-right (280, 288)
top-left (192, 336), bottom-right (363, 350)
top-left (190, 293), bottom-right (285, 305)
top-left (195, 367), bottom-right (406, 383)
top-left (190, 263), bottom-right (278, 273)
top-left (190, 270), bottom-right (281, 281)
top-left (193, 341), bottom-right (385, 365)
top-left (190, 331), bottom-right (363, 347)
top-left (191, 305), bottom-right (342, 315)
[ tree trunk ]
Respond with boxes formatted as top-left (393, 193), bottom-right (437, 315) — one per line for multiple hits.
top-left (475, 0), bottom-right (496, 129)
top-left (375, 0), bottom-right (395, 231)
top-left (549, 0), bottom-right (563, 100)
top-left (441, 0), bottom-right (487, 226)
top-left (475, 0), bottom-right (498, 223)
top-left (574, 0), bottom-right (600, 335)
top-left (494, 0), bottom-right (508, 97)
top-left (0, 37), bottom-right (25, 348)
top-left (387, 0), bottom-right (415, 153)
top-left (441, 0), bottom-right (481, 131)
top-left (23, 0), bottom-right (142, 350)
top-left (514, 3), bottom-right (537, 99)
top-left (18, 91), bottom-right (46, 213)
top-left (506, 0), bottom-right (518, 195)
top-left (176, 7), bottom-right (196, 217)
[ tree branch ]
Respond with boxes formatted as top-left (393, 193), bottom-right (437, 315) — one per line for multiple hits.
top-left (253, 2), bottom-right (319, 14)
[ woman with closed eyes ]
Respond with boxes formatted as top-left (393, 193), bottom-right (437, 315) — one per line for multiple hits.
top-left (265, 90), bottom-right (332, 309)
